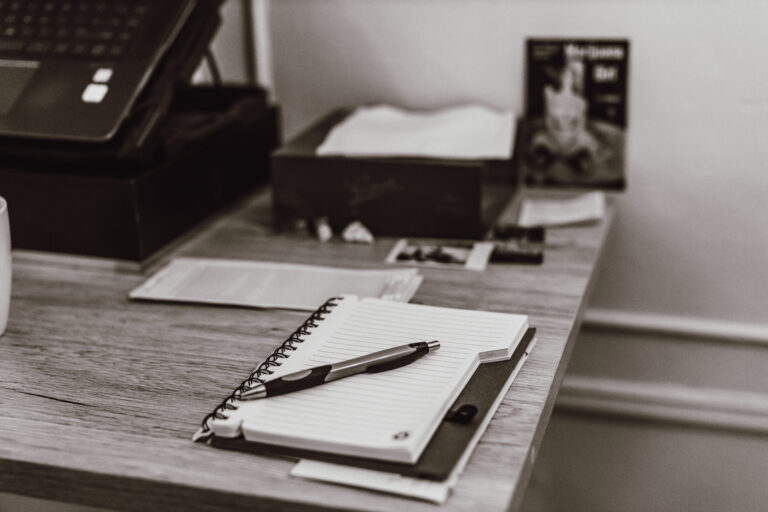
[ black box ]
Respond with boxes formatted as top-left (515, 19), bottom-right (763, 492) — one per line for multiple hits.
top-left (0, 87), bottom-right (279, 261)
top-left (271, 110), bottom-right (518, 239)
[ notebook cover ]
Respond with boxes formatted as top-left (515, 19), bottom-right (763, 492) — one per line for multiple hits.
top-left (211, 327), bottom-right (536, 481)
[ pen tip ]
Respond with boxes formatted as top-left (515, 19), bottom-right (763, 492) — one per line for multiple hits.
top-left (427, 340), bottom-right (440, 352)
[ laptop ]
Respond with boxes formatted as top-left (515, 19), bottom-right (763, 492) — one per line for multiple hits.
top-left (0, 0), bottom-right (196, 143)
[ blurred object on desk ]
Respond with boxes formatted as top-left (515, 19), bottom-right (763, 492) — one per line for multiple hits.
top-left (493, 225), bottom-right (546, 243)
top-left (130, 257), bottom-right (423, 311)
top-left (490, 241), bottom-right (544, 265)
top-left (272, 109), bottom-right (519, 239)
top-left (341, 221), bottom-right (375, 244)
top-left (386, 239), bottom-right (495, 272)
top-left (517, 191), bottom-right (605, 227)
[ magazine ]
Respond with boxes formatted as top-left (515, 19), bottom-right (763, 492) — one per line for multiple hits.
top-left (520, 39), bottom-right (629, 189)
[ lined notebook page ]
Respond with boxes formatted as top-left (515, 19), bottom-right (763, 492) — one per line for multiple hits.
top-left (211, 296), bottom-right (528, 463)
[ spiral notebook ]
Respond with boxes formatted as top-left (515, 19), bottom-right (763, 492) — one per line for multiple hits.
top-left (194, 295), bottom-right (529, 466)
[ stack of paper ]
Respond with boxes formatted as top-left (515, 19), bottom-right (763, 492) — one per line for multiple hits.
top-left (517, 191), bottom-right (606, 228)
top-left (292, 460), bottom-right (455, 503)
top-left (316, 104), bottom-right (516, 160)
top-left (129, 258), bottom-right (423, 311)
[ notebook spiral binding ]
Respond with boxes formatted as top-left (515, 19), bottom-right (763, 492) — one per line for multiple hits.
top-left (193, 296), bottom-right (343, 442)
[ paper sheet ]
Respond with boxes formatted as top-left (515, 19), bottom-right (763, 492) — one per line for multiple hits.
top-left (129, 258), bottom-right (422, 311)
top-left (517, 191), bottom-right (605, 227)
top-left (316, 104), bottom-right (516, 160)
top-left (291, 460), bottom-right (453, 504)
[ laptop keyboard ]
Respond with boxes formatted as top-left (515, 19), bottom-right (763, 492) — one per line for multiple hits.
top-left (0, 0), bottom-right (151, 60)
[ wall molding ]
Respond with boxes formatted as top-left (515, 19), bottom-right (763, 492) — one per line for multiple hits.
top-left (583, 308), bottom-right (768, 346)
top-left (559, 308), bottom-right (768, 434)
top-left (558, 375), bottom-right (768, 435)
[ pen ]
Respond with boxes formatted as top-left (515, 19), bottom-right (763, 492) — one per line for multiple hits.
top-left (239, 340), bottom-right (440, 400)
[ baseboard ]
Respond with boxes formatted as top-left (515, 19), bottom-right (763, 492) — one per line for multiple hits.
top-left (583, 308), bottom-right (768, 346)
top-left (557, 375), bottom-right (768, 435)
top-left (559, 309), bottom-right (768, 434)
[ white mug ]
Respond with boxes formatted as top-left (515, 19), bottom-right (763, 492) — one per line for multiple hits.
top-left (0, 196), bottom-right (10, 336)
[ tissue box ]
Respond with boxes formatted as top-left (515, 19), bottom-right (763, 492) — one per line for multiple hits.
top-left (272, 110), bottom-right (519, 239)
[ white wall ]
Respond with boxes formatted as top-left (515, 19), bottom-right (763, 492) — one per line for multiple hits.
top-left (193, 0), bottom-right (250, 83)
top-left (266, 0), bottom-right (768, 326)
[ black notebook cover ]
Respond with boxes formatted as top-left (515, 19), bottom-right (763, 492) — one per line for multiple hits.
top-left (211, 327), bottom-right (536, 481)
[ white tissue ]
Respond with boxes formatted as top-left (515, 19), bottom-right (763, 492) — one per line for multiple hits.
top-left (316, 104), bottom-right (515, 160)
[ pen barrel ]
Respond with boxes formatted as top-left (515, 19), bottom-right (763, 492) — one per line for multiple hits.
top-left (323, 344), bottom-right (414, 382)
top-left (264, 365), bottom-right (332, 397)
top-left (243, 341), bottom-right (440, 399)
top-left (359, 341), bottom-right (436, 375)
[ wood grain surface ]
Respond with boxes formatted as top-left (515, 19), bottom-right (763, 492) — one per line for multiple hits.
top-left (0, 187), bottom-right (614, 511)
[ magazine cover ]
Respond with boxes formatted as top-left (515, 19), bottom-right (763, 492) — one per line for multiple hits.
top-left (520, 39), bottom-right (629, 189)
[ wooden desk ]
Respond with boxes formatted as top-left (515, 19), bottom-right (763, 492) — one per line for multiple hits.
top-left (0, 188), bottom-right (613, 512)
